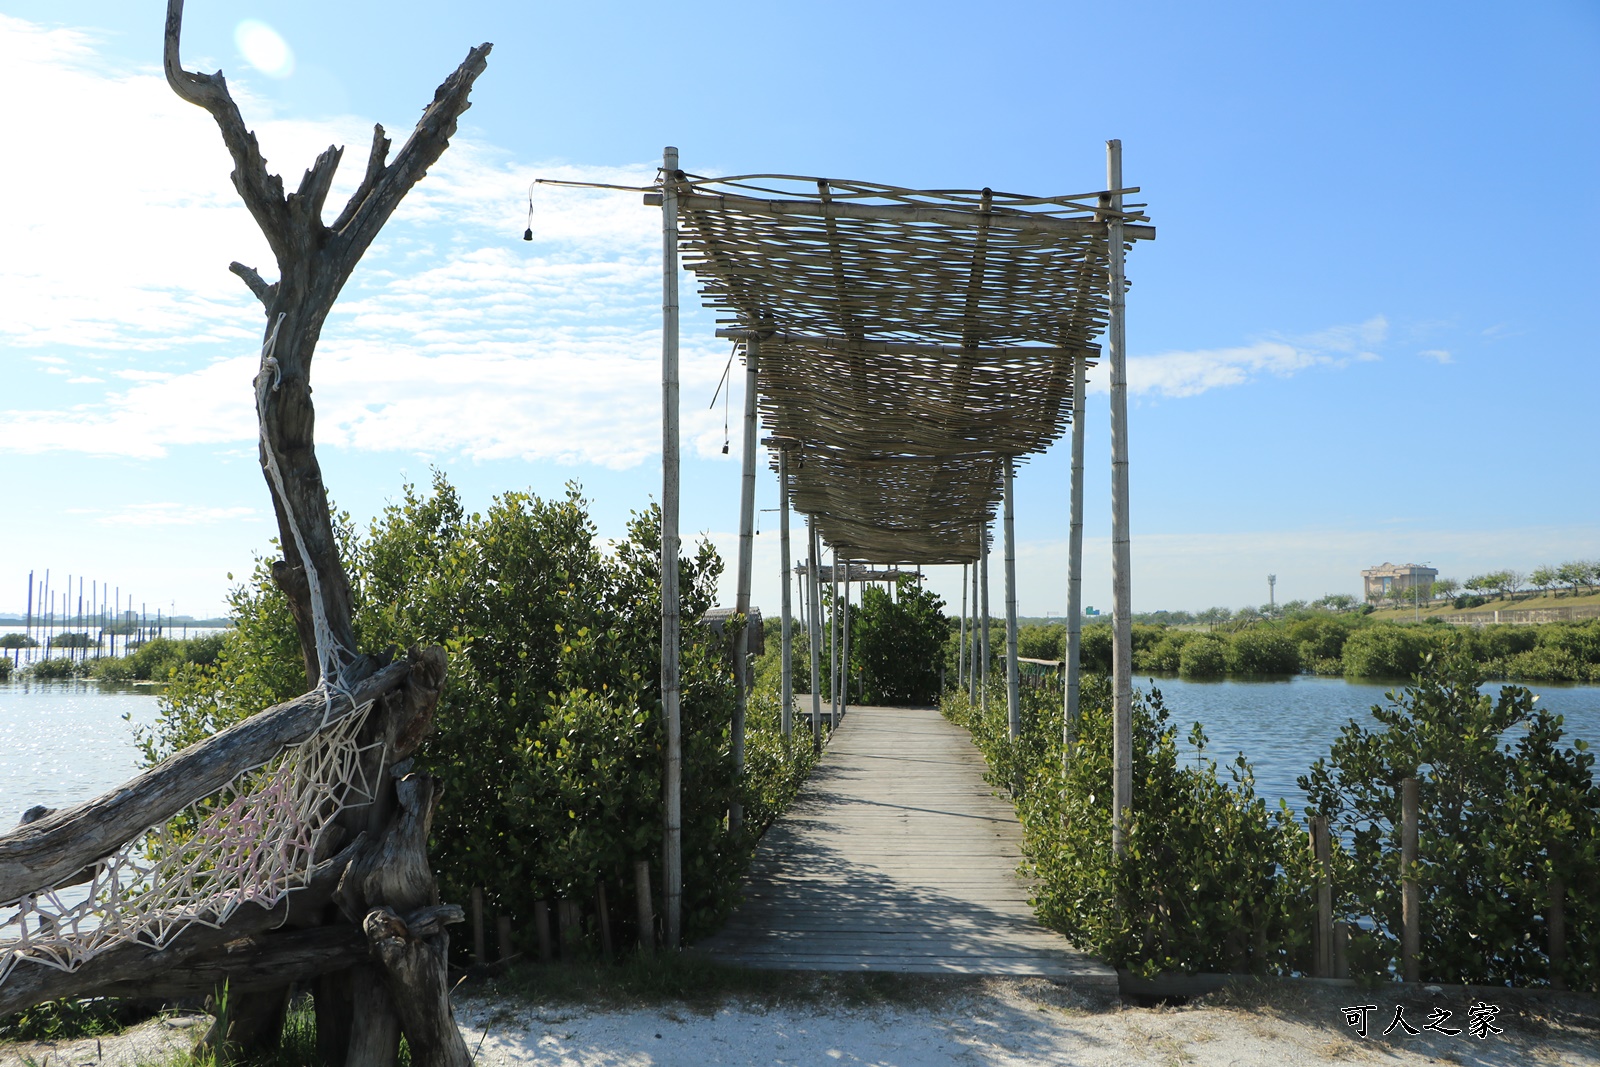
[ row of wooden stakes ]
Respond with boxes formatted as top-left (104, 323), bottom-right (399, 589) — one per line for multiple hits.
top-left (465, 859), bottom-right (661, 967)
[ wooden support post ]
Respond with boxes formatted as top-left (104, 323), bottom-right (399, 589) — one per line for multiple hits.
top-left (1334, 921), bottom-right (1350, 979)
top-left (1106, 138), bottom-right (1134, 860)
top-left (778, 446), bottom-right (794, 740)
top-left (1400, 776), bottom-right (1420, 982)
top-left (470, 886), bottom-right (485, 965)
top-left (806, 519), bottom-right (824, 753)
top-left (979, 519), bottom-right (991, 713)
top-left (1003, 458), bottom-right (1021, 741)
top-left (496, 915), bottom-right (514, 967)
top-left (958, 563), bottom-right (968, 692)
top-left (533, 900), bottom-right (552, 962)
top-left (731, 337), bottom-right (759, 833)
top-left (633, 861), bottom-right (655, 957)
top-left (1311, 816), bottom-right (1333, 978)
top-left (659, 144), bottom-right (683, 951)
top-left (1064, 351), bottom-right (1087, 756)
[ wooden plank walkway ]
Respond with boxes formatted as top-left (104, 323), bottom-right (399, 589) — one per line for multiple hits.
top-left (697, 705), bottom-right (1115, 982)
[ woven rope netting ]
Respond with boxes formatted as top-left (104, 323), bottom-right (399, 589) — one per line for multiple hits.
top-left (1, 317), bottom-right (373, 989)
top-left (0, 706), bottom-right (377, 985)
top-left (670, 172), bottom-right (1153, 564)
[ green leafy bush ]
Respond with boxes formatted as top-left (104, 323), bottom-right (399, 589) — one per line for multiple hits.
top-left (944, 675), bottom-right (1313, 975)
top-left (1225, 628), bottom-right (1300, 675)
top-left (1300, 650), bottom-right (1598, 989)
top-left (1340, 625), bottom-right (1444, 679)
top-left (1178, 633), bottom-right (1228, 678)
top-left (850, 575), bottom-right (947, 704)
top-left (143, 474), bottom-right (813, 951)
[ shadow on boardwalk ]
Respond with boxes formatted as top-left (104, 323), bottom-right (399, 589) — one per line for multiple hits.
top-left (699, 704), bottom-right (1113, 981)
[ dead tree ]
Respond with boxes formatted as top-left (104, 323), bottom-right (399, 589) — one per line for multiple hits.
top-left (138, 1), bottom-right (487, 1062)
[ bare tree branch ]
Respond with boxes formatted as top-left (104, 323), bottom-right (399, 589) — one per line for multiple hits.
top-left (229, 262), bottom-right (277, 305)
top-left (163, 0), bottom-right (291, 264)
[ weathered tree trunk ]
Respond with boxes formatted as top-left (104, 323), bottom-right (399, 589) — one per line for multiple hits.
top-left (160, 3), bottom-right (490, 1062)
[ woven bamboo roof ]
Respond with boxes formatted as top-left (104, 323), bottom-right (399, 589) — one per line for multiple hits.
top-left (669, 172), bottom-right (1153, 565)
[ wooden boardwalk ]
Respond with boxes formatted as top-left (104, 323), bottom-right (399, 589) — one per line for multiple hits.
top-left (698, 705), bottom-right (1115, 982)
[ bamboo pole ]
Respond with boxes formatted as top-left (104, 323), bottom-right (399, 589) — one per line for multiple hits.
top-left (830, 549), bottom-right (841, 728)
top-left (958, 563), bottom-right (968, 691)
top-left (1003, 459), bottom-right (1021, 741)
top-left (806, 519), bottom-right (824, 753)
top-left (1401, 776), bottom-right (1420, 982)
top-left (730, 336), bottom-right (760, 834)
top-left (778, 447), bottom-right (794, 740)
top-left (979, 519), bottom-right (991, 713)
top-left (659, 144), bottom-right (683, 950)
top-left (969, 556), bottom-right (979, 701)
top-left (1106, 138), bottom-right (1133, 860)
top-left (1064, 352), bottom-right (1087, 755)
top-left (841, 560), bottom-right (851, 719)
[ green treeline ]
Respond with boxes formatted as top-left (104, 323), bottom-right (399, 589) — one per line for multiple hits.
top-left (138, 474), bottom-right (813, 955)
top-left (951, 613), bottom-right (1600, 683)
top-left (7, 635), bottom-right (225, 684)
top-left (945, 647), bottom-right (1599, 989)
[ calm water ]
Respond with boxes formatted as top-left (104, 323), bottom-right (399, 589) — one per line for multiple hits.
top-left (2, 676), bottom-right (1597, 828)
top-left (1147, 674), bottom-right (1600, 812)
top-left (0, 680), bottom-right (162, 826)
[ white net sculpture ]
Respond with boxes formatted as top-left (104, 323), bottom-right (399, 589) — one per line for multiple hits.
top-left (0, 704), bottom-right (377, 986)
top-left (1, 314), bottom-right (378, 989)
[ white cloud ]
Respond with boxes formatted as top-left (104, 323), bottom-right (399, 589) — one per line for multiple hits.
top-left (1097, 315), bottom-right (1389, 398)
top-left (1420, 349), bottom-right (1453, 364)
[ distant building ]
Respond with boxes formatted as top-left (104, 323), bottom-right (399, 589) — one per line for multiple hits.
top-left (1361, 562), bottom-right (1438, 600)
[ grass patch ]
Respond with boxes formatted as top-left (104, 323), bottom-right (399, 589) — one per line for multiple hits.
top-left (0, 997), bottom-right (139, 1042)
top-left (1368, 590), bottom-right (1600, 621)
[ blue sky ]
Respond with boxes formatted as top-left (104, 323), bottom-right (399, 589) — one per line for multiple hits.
top-left (1, 1), bottom-right (1596, 621)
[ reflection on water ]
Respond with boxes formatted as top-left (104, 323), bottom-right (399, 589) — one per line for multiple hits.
top-left (1144, 674), bottom-right (1600, 813)
top-left (0, 680), bottom-right (162, 826)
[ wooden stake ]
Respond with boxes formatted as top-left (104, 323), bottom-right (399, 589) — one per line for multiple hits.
top-left (806, 520), bottom-right (824, 752)
top-left (533, 900), bottom-right (552, 963)
top-left (470, 886), bottom-right (485, 965)
top-left (1549, 868), bottom-right (1566, 990)
top-left (1003, 459), bottom-right (1021, 741)
top-left (778, 446), bottom-right (794, 740)
top-left (1310, 816), bottom-right (1333, 978)
top-left (557, 899), bottom-right (579, 959)
top-left (660, 144), bottom-right (684, 951)
top-left (1106, 138), bottom-right (1134, 861)
top-left (595, 881), bottom-right (614, 960)
top-left (633, 861), bottom-right (655, 957)
top-left (1064, 352), bottom-right (1087, 756)
top-left (1334, 920), bottom-right (1349, 979)
top-left (1400, 776), bottom-right (1420, 982)
top-left (731, 336), bottom-right (759, 833)
top-left (496, 914), bottom-right (513, 967)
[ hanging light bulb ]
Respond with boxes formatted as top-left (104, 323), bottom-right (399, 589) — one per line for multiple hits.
top-left (523, 184), bottom-right (535, 241)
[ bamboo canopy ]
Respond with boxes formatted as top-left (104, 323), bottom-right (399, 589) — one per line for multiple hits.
top-left (658, 172), bottom-right (1153, 564)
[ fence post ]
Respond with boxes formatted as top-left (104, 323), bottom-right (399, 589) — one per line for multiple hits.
top-left (1400, 777), bottom-right (1420, 982)
top-left (1333, 920), bottom-right (1350, 979)
top-left (1310, 816), bottom-right (1333, 978)
top-left (497, 914), bottom-right (515, 967)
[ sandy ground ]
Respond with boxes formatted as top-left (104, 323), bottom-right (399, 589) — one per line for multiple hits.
top-left (4, 980), bottom-right (1596, 1067)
